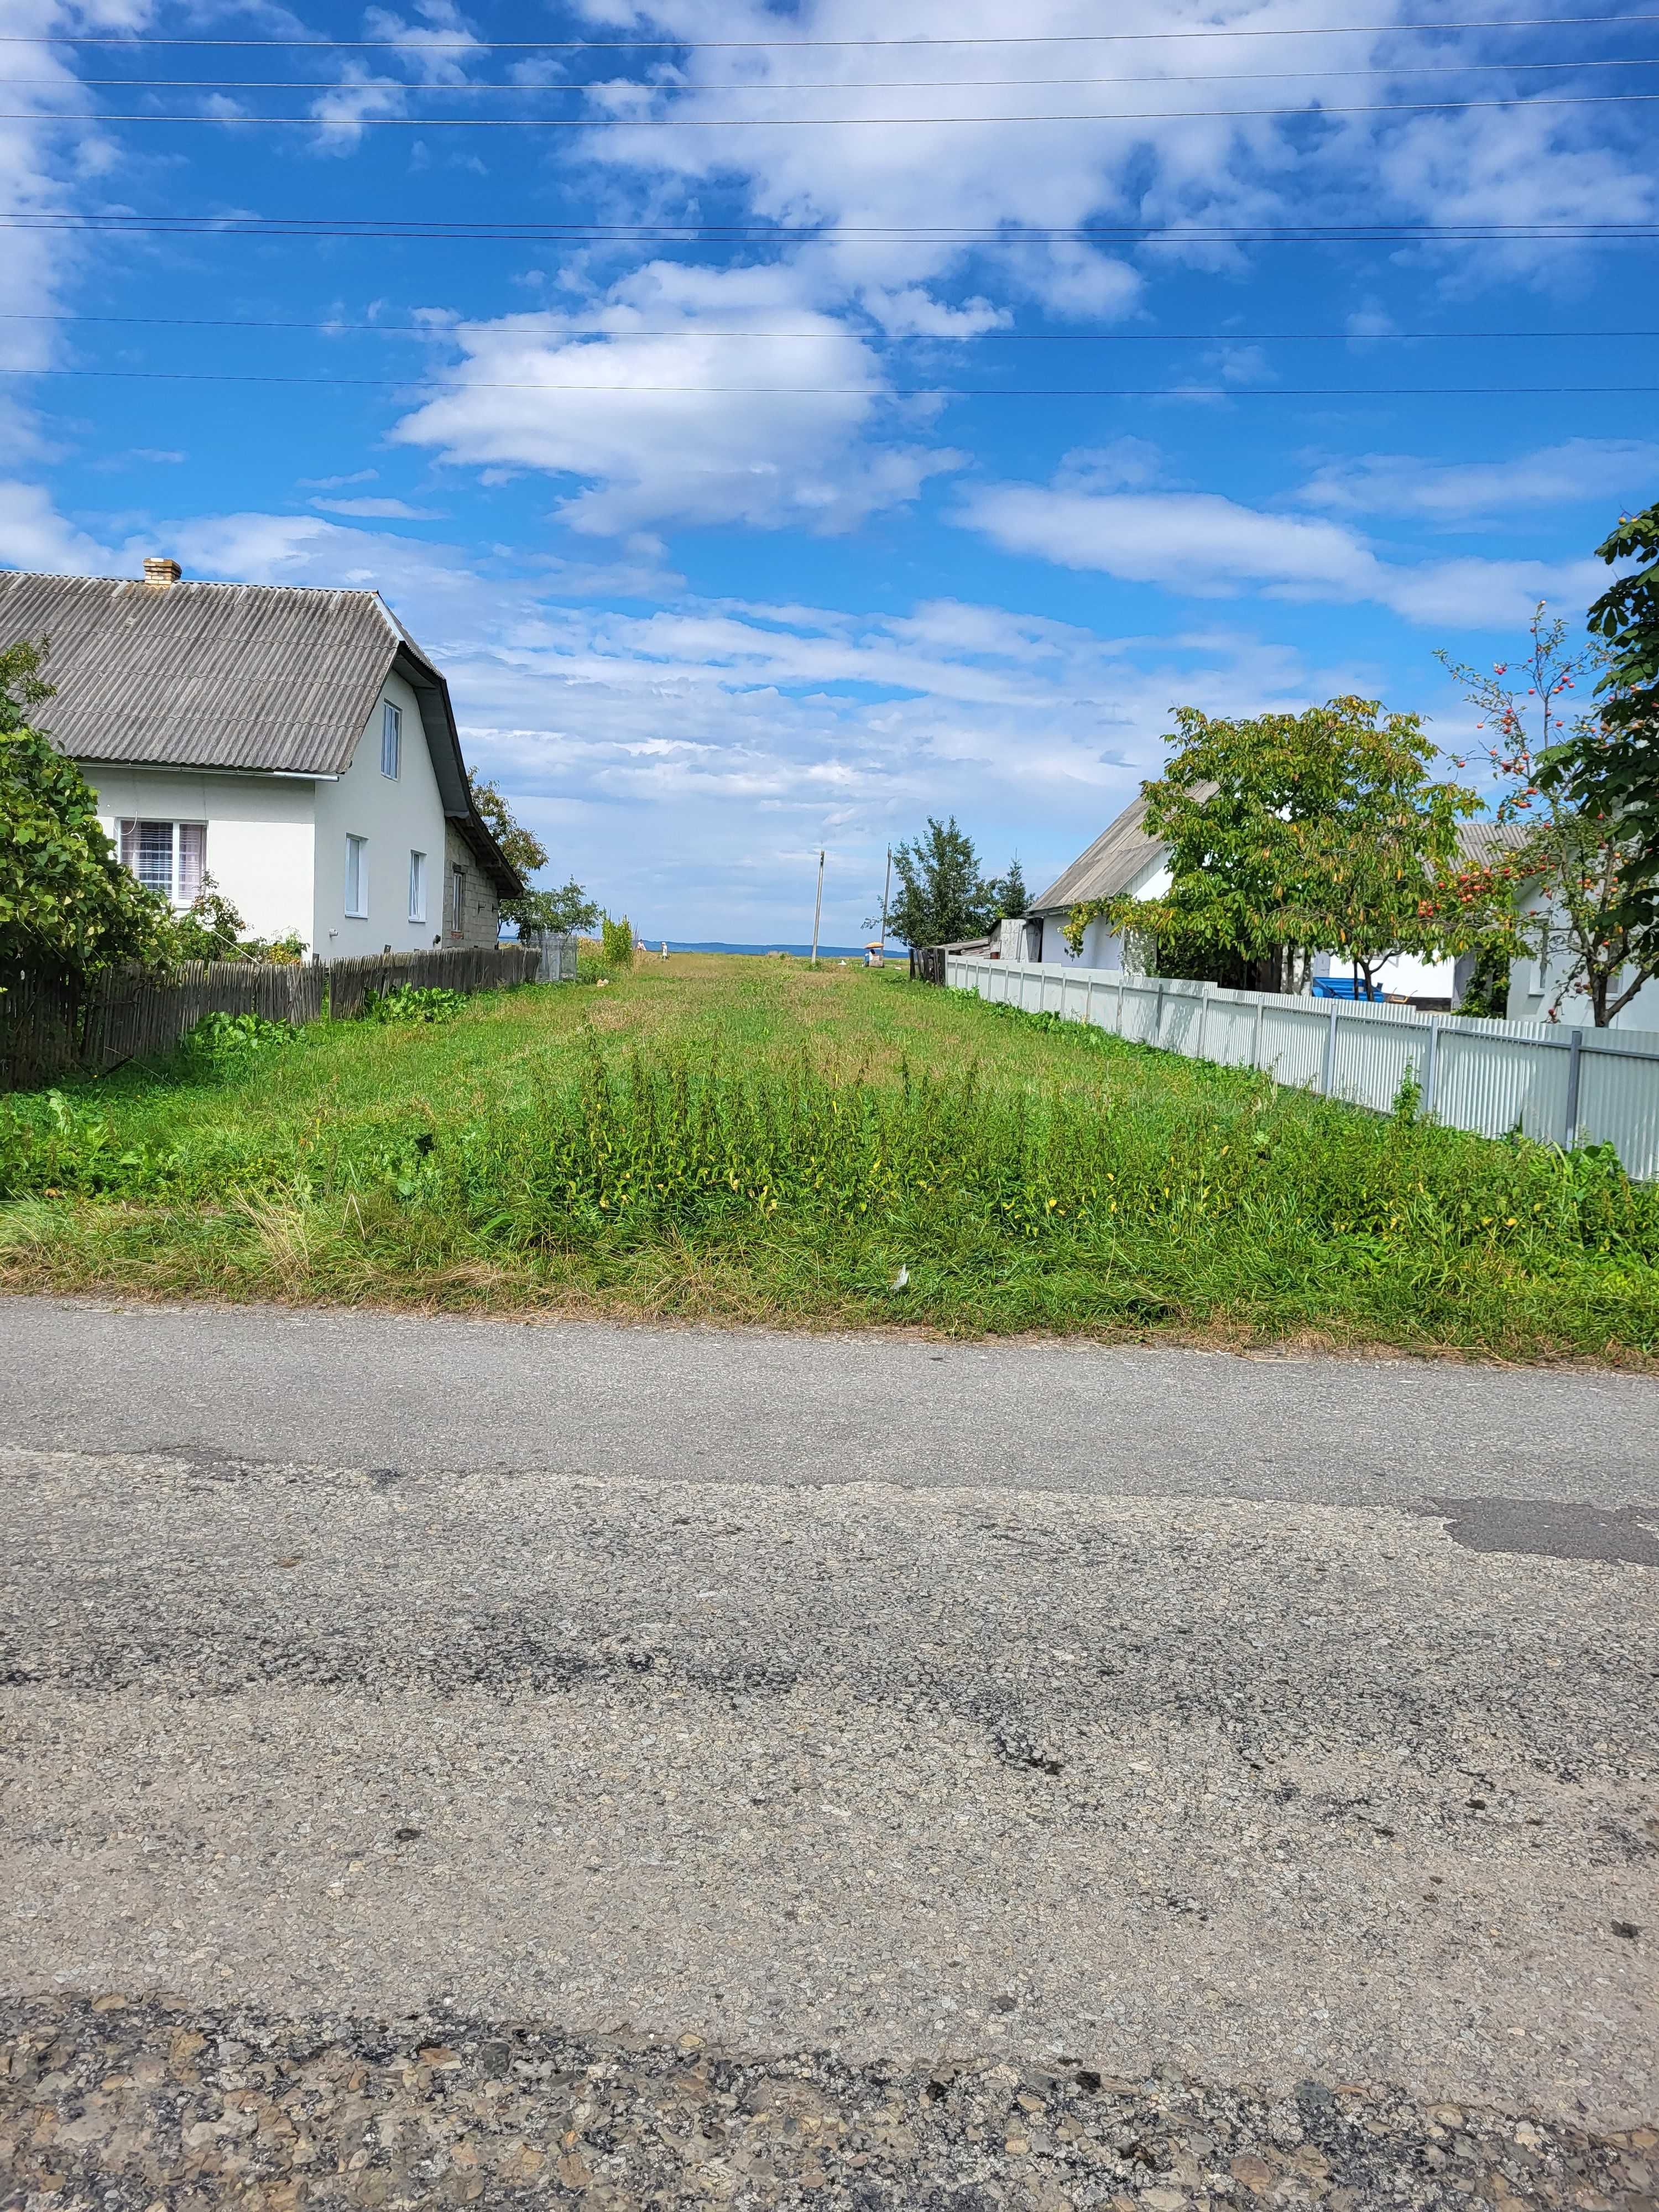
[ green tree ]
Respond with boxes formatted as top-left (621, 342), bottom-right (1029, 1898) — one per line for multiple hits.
top-left (885, 817), bottom-right (999, 947)
top-left (1536, 501), bottom-right (1659, 930)
top-left (512, 877), bottom-right (602, 938)
top-left (466, 769), bottom-right (601, 937)
top-left (1, 640), bottom-right (175, 982)
top-left (1437, 606), bottom-right (1659, 1026)
top-left (466, 771), bottom-right (550, 881)
top-left (984, 855), bottom-right (1030, 922)
top-left (1082, 697), bottom-right (1483, 994)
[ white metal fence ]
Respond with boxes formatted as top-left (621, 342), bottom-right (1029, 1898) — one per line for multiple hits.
top-left (946, 955), bottom-right (1659, 1181)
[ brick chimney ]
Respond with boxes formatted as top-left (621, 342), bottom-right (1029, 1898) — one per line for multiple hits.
top-left (142, 556), bottom-right (182, 589)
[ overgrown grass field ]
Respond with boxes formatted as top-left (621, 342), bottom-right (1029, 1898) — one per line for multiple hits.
top-left (2, 954), bottom-right (1655, 1359)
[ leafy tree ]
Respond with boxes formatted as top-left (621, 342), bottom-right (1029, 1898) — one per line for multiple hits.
top-left (601, 913), bottom-right (634, 966)
top-left (512, 877), bottom-right (602, 938)
top-left (884, 817), bottom-right (1004, 947)
top-left (984, 855), bottom-right (1030, 922)
top-left (1437, 606), bottom-right (1659, 1026)
top-left (1083, 698), bottom-right (1484, 993)
top-left (1535, 501), bottom-right (1659, 930)
top-left (466, 769), bottom-right (601, 937)
top-left (466, 771), bottom-right (550, 881)
top-left (1, 640), bottom-right (175, 982)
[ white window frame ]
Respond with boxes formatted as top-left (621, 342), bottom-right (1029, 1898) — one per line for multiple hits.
top-left (119, 818), bottom-right (206, 908)
top-left (448, 862), bottom-right (467, 939)
top-left (380, 699), bottom-right (401, 780)
top-left (345, 834), bottom-right (369, 919)
top-left (408, 848), bottom-right (427, 925)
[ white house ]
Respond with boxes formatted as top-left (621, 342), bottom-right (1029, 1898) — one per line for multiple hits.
top-left (1014, 790), bottom-right (1536, 1010)
top-left (1, 555), bottom-right (520, 955)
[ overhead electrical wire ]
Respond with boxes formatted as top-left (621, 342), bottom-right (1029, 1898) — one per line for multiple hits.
top-left (8, 11), bottom-right (1658, 46)
top-left (7, 214), bottom-right (1654, 242)
top-left (7, 309), bottom-right (1652, 341)
top-left (20, 90), bottom-right (1659, 124)
top-left (4, 364), bottom-right (1655, 395)
top-left (17, 55), bottom-right (1659, 91)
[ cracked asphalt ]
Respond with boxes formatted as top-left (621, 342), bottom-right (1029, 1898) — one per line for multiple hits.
top-left (2, 1298), bottom-right (1656, 2208)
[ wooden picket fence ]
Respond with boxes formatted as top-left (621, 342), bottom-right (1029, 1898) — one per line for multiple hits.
top-left (1, 944), bottom-right (542, 1092)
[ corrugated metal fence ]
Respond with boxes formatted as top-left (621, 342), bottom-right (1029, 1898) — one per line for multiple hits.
top-left (946, 954), bottom-right (1659, 1181)
top-left (1, 943), bottom-right (541, 1091)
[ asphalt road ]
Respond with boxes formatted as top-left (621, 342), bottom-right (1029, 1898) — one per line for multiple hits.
top-left (3, 1298), bottom-right (1656, 2206)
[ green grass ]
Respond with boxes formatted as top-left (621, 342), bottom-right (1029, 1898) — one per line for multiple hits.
top-left (2, 952), bottom-right (1655, 1360)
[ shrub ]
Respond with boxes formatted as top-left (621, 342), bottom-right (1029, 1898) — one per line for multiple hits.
top-left (601, 915), bottom-right (634, 967)
top-left (184, 1009), bottom-right (299, 1063)
top-left (362, 984), bottom-right (465, 1024)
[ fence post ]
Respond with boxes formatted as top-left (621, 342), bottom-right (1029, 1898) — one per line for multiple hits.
top-left (1194, 987), bottom-right (1208, 1064)
top-left (1154, 980), bottom-right (1165, 1046)
top-left (1253, 997), bottom-right (1264, 1071)
top-left (1322, 1001), bottom-right (1340, 1096)
top-left (1422, 1022), bottom-right (1441, 1117)
top-left (1562, 1025), bottom-right (1585, 1149)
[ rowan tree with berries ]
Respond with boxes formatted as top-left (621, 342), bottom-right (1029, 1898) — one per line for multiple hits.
top-left (1436, 601), bottom-right (1659, 1027)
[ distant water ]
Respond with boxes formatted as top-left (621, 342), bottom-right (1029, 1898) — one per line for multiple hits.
top-left (649, 941), bottom-right (882, 959)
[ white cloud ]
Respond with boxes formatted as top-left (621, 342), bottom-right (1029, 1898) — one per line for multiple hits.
top-left (959, 454), bottom-right (1605, 628)
top-left (1298, 440), bottom-right (1659, 525)
top-left (0, 479), bottom-right (111, 573)
top-left (390, 260), bottom-right (961, 536)
top-left (310, 496), bottom-right (444, 519)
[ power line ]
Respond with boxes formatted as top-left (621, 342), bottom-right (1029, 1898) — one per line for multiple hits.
top-left (19, 56), bottom-right (1659, 92)
top-left (8, 214), bottom-right (1653, 243)
top-left (8, 12), bottom-right (1658, 47)
top-left (6, 363), bottom-right (1655, 395)
top-left (24, 90), bottom-right (1659, 124)
top-left (9, 309), bottom-right (1653, 341)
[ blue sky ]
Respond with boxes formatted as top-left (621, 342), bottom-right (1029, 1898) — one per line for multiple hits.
top-left (2, 0), bottom-right (1657, 943)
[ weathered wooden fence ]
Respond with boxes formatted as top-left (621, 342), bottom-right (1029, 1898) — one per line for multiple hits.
top-left (325, 943), bottom-right (540, 1019)
top-left (1, 944), bottom-right (542, 1091)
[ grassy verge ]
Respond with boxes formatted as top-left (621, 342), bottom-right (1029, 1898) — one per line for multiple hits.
top-left (2, 953), bottom-right (1655, 1359)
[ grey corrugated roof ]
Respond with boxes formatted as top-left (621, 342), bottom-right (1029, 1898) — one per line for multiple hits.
top-left (0, 571), bottom-right (405, 775)
top-left (0, 567), bottom-right (522, 895)
top-left (1030, 786), bottom-right (1216, 912)
top-left (1031, 789), bottom-right (1529, 914)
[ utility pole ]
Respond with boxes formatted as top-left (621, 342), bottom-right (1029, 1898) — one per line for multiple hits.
top-left (810, 848), bottom-right (825, 966)
top-left (879, 846), bottom-right (892, 958)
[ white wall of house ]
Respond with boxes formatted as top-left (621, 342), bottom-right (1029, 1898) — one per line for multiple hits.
top-left (311, 671), bottom-right (448, 957)
top-left (1506, 885), bottom-right (1659, 1028)
top-left (86, 765), bottom-right (316, 946)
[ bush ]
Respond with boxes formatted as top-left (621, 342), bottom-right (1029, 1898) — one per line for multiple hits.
top-left (601, 915), bottom-right (634, 967)
top-left (362, 984), bottom-right (464, 1024)
top-left (184, 1009), bottom-right (299, 1064)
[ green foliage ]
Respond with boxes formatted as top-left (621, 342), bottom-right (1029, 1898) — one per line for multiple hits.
top-left (168, 878), bottom-right (249, 963)
top-left (1095, 698), bottom-right (1484, 992)
top-left (3, 960), bottom-right (1655, 1357)
top-left (1457, 942), bottom-right (1512, 1020)
top-left (0, 641), bottom-right (176, 981)
top-left (511, 877), bottom-right (601, 938)
top-left (1535, 503), bottom-right (1659, 932)
top-left (363, 984), bottom-right (464, 1024)
top-left (984, 856), bottom-right (1030, 922)
top-left (466, 771), bottom-right (547, 885)
top-left (1439, 607), bottom-right (1659, 1026)
top-left (601, 914), bottom-right (635, 967)
top-left (886, 817), bottom-right (1022, 947)
top-left (184, 1009), bottom-right (300, 1065)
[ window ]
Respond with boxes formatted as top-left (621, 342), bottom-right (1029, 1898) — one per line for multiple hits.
top-left (448, 863), bottom-right (467, 938)
top-left (408, 849), bottom-right (427, 924)
top-left (380, 700), bottom-right (401, 779)
top-left (118, 819), bottom-right (205, 906)
top-left (345, 834), bottom-right (368, 918)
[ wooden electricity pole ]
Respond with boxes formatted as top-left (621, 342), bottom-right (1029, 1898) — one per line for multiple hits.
top-left (879, 846), bottom-right (893, 957)
top-left (810, 849), bottom-right (825, 966)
